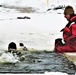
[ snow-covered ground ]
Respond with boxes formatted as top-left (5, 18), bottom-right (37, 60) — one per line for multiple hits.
top-left (0, 0), bottom-right (73, 51)
top-left (0, 12), bottom-right (66, 51)
top-left (0, 0), bottom-right (76, 51)
top-left (0, 0), bottom-right (76, 13)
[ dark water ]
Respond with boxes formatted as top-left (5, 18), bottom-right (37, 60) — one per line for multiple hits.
top-left (0, 51), bottom-right (76, 75)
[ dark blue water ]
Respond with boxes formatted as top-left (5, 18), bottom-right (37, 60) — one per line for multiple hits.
top-left (0, 51), bottom-right (75, 75)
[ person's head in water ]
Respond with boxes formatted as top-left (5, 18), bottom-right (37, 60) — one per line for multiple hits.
top-left (8, 42), bottom-right (17, 50)
top-left (64, 6), bottom-right (75, 21)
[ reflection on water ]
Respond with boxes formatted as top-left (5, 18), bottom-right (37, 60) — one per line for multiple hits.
top-left (0, 51), bottom-right (75, 75)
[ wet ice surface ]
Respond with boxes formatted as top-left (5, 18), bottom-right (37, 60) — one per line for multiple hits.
top-left (0, 51), bottom-right (75, 75)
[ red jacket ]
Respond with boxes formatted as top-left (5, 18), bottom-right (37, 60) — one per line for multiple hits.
top-left (62, 15), bottom-right (76, 49)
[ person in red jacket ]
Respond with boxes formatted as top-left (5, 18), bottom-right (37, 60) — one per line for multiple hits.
top-left (54, 5), bottom-right (76, 52)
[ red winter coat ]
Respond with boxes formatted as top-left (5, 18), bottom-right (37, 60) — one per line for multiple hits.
top-left (63, 15), bottom-right (76, 42)
top-left (56, 15), bottom-right (76, 52)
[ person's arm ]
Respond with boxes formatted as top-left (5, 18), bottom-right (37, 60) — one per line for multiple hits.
top-left (65, 24), bottom-right (76, 42)
top-left (62, 26), bottom-right (71, 42)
